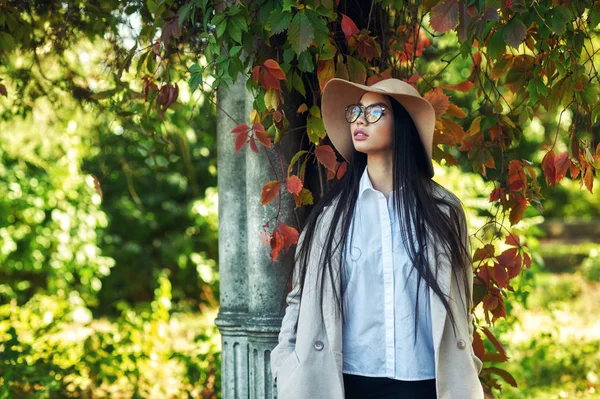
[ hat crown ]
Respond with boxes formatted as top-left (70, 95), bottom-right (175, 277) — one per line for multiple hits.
top-left (370, 78), bottom-right (420, 97)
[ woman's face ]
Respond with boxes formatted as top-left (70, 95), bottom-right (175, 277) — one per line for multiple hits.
top-left (349, 92), bottom-right (394, 157)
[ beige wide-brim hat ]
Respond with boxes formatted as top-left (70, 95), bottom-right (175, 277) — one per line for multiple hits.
top-left (321, 77), bottom-right (436, 177)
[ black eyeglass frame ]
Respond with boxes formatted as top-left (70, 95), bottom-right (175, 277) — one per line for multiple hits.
top-left (344, 103), bottom-right (388, 124)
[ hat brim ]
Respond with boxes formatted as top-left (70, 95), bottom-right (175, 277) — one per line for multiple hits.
top-left (321, 78), bottom-right (436, 177)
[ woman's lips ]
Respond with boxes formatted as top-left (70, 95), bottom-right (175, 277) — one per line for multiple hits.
top-left (354, 128), bottom-right (368, 140)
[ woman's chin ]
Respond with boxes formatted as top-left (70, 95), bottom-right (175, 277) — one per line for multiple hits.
top-left (352, 141), bottom-right (372, 154)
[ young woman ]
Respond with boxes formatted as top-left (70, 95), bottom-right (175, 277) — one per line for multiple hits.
top-left (270, 78), bottom-right (484, 399)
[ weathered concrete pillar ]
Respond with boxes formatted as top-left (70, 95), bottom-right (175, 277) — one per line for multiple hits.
top-left (215, 75), bottom-right (251, 399)
top-left (215, 69), bottom-right (300, 399)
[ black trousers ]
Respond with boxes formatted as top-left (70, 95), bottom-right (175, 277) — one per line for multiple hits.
top-left (343, 373), bottom-right (437, 399)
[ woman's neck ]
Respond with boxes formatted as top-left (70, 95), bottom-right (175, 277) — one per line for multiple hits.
top-left (366, 155), bottom-right (393, 199)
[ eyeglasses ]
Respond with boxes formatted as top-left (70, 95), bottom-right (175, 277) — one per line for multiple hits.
top-left (344, 103), bottom-right (387, 124)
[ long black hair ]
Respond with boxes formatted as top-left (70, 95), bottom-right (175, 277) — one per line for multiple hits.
top-left (282, 95), bottom-right (472, 342)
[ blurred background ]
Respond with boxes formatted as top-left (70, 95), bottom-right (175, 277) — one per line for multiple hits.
top-left (1, 2), bottom-right (599, 399)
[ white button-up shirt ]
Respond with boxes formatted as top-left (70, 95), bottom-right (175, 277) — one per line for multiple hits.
top-left (341, 165), bottom-right (435, 380)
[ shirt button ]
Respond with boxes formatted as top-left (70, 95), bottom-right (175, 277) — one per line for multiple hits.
top-left (314, 340), bottom-right (324, 351)
top-left (457, 339), bottom-right (467, 350)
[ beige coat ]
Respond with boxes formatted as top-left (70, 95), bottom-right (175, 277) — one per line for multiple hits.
top-left (271, 185), bottom-right (484, 399)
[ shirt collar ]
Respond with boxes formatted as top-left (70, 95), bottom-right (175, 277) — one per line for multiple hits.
top-left (358, 165), bottom-right (374, 199)
top-left (358, 165), bottom-right (403, 200)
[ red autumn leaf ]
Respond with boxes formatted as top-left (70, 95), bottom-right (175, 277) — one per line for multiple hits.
top-left (482, 327), bottom-right (508, 361)
top-left (441, 80), bottom-right (474, 92)
top-left (326, 167), bottom-right (336, 180)
top-left (508, 159), bottom-right (525, 191)
top-left (493, 263), bottom-right (508, 288)
top-left (286, 175), bottom-right (303, 195)
top-left (554, 151), bottom-right (570, 183)
top-left (505, 233), bottom-right (520, 247)
top-left (583, 166), bottom-right (594, 193)
top-left (523, 251), bottom-right (532, 268)
top-left (497, 247), bottom-right (519, 266)
top-left (473, 244), bottom-right (495, 262)
top-left (472, 330), bottom-right (485, 359)
top-left (270, 229), bottom-right (284, 262)
top-left (234, 132), bottom-right (248, 153)
top-left (478, 263), bottom-right (491, 286)
top-left (429, 0), bottom-right (459, 33)
top-left (541, 150), bottom-right (556, 186)
top-left (487, 367), bottom-right (518, 387)
top-left (509, 196), bottom-right (526, 225)
top-left (570, 162), bottom-right (580, 179)
top-left (490, 187), bottom-right (504, 202)
top-left (507, 252), bottom-right (522, 279)
top-left (337, 161), bottom-right (348, 180)
top-left (231, 123), bottom-right (250, 134)
top-left (249, 136), bottom-right (259, 153)
top-left (264, 59), bottom-right (286, 80)
top-left (259, 228), bottom-right (271, 246)
top-left (340, 13), bottom-right (360, 41)
top-left (315, 145), bottom-right (337, 172)
top-left (490, 187), bottom-right (506, 202)
top-left (158, 83), bottom-right (179, 114)
top-left (261, 68), bottom-right (281, 91)
top-left (261, 180), bottom-right (281, 205)
top-left (483, 353), bottom-right (508, 363)
top-left (297, 103), bottom-right (308, 114)
top-left (424, 87), bottom-right (450, 120)
top-left (497, 247), bottom-right (521, 279)
top-left (255, 131), bottom-right (271, 148)
top-left (253, 122), bottom-right (266, 132)
top-left (279, 222), bottom-right (299, 250)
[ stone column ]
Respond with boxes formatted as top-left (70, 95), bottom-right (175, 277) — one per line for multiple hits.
top-left (215, 72), bottom-right (301, 399)
top-left (215, 75), bottom-right (251, 399)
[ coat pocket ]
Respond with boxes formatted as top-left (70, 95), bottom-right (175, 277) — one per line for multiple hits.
top-left (276, 350), bottom-right (300, 392)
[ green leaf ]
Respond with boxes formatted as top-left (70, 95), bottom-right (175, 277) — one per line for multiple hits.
top-left (546, 6), bottom-right (570, 36)
top-left (229, 45), bottom-right (242, 57)
top-left (487, 27), bottom-right (506, 60)
top-left (190, 72), bottom-right (203, 93)
top-left (288, 10), bottom-right (314, 55)
top-left (292, 72), bottom-right (306, 97)
top-left (0, 32), bottom-right (15, 52)
top-left (230, 14), bottom-right (248, 31)
top-left (287, 150), bottom-right (309, 176)
top-left (216, 18), bottom-right (227, 38)
top-left (346, 55), bottom-right (366, 84)
top-left (147, 0), bottom-right (158, 14)
top-left (228, 24), bottom-right (242, 44)
top-left (283, 46), bottom-right (295, 64)
top-left (319, 41), bottom-right (336, 61)
top-left (227, 5), bottom-right (242, 16)
top-left (267, 9), bottom-right (292, 36)
top-left (304, 9), bottom-right (329, 49)
top-left (189, 63), bottom-right (202, 73)
top-left (178, 2), bottom-right (194, 27)
top-left (297, 50), bottom-right (314, 72)
top-left (307, 109), bottom-right (326, 144)
top-left (282, 0), bottom-right (297, 12)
